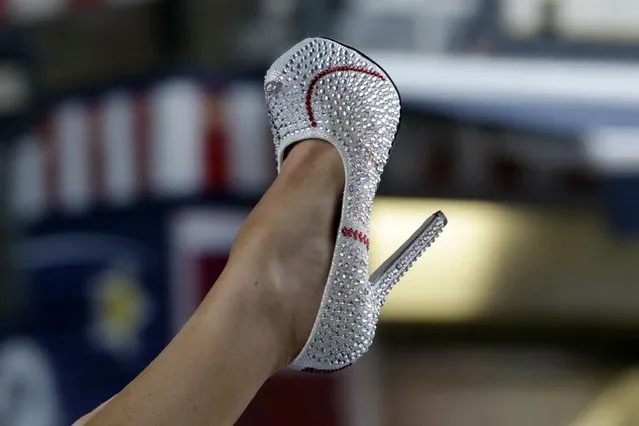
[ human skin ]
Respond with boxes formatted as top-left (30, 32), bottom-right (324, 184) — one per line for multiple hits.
top-left (75, 140), bottom-right (344, 426)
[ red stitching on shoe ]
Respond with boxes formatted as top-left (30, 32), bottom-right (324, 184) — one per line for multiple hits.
top-left (306, 66), bottom-right (385, 127)
top-left (341, 227), bottom-right (370, 250)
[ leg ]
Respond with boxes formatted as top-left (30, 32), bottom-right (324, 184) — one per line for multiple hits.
top-left (80, 140), bottom-right (344, 426)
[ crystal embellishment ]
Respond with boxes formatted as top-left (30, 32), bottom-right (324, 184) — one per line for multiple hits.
top-left (265, 80), bottom-right (282, 94)
top-left (264, 38), bottom-right (442, 373)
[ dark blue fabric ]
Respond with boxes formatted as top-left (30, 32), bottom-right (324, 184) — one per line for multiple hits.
top-left (603, 176), bottom-right (639, 235)
top-left (2, 204), bottom-right (171, 425)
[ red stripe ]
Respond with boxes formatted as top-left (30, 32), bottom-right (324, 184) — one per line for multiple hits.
top-left (88, 102), bottom-right (105, 202)
top-left (306, 66), bottom-right (385, 127)
top-left (133, 94), bottom-right (150, 197)
top-left (196, 255), bottom-right (229, 304)
top-left (238, 374), bottom-right (343, 425)
top-left (204, 90), bottom-right (228, 192)
top-left (40, 116), bottom-right (59, 212)
top-left (0, 0), bottom-right (7, 22)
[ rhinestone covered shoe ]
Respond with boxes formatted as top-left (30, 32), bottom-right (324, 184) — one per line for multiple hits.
top-left (264, 37), bottom-right (447, 372)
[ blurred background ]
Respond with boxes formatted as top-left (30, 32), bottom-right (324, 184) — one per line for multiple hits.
top-left (1, 0), bottom-right (639, 425)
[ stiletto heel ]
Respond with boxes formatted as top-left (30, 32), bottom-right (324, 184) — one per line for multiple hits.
top-left (264, 38), bottom-right (446, 372)
top-left (370, 211), bottom-right (447, 303)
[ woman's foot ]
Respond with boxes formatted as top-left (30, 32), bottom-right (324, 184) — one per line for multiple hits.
top-left (261, 37), bottom-right (445, 372)
top-left (264, 37), bottom-right (402, 372)
top-left (227, 139), bottom-right (344, 366)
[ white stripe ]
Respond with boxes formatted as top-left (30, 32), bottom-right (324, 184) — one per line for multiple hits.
top-left (56, 100), bottom-right (91, 213)
top-left (585, 127), bottom-right (639, 173)
top-left (150, 80), bottom-right (205, 196)
top-left (368, 54), bottom-right (639, 106)
top-left (7, 0), bottom-right (66, 21)
top-left (10, 135), bottom-right (45, 219)
top-left (103, 91), bottom-right (136, 206)
top-left (225, 83), bottom-right (273, 194)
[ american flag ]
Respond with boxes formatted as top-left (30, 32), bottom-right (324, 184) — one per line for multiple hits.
top-left (9, 79), bottom-right (274, 220)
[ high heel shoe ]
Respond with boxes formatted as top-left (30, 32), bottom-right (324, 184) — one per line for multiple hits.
top-left (264, 37), bottom-right (447, 372)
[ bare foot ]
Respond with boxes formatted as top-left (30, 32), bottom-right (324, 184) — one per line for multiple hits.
top-left (227, 139), bottom-right (344, 366)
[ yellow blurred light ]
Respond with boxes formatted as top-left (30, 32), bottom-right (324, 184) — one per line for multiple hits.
top-left (370, 197), bottom-right (534, 322)
top-left (366, 196), bottom-right (639, 324)
top-left (572, 370), bottom-right (639, 426)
